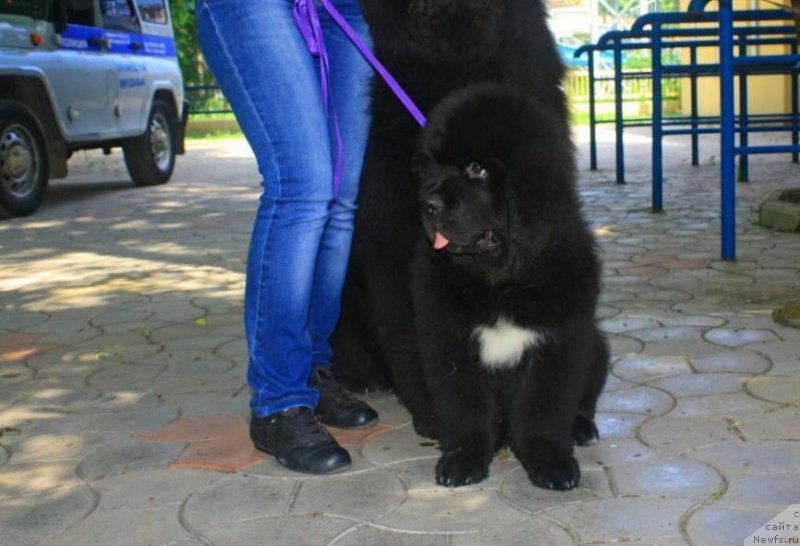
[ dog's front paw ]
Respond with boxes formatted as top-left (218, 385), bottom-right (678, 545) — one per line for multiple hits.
top-left (435, 448), bottom-right (489, 487)
top-left (528, 457), bottom-right (580, 491)
top-left (572, 414), bottom-right (599, 446)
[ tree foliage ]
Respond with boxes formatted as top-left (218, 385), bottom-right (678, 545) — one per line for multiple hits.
top-left (169, 0), bottom-right (209, 86)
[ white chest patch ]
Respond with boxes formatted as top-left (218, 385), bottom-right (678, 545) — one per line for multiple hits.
top-left (472, 316), bottom-right (545, 370)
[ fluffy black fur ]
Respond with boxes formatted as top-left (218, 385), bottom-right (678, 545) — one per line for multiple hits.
top-left (411, 83), bottom-right (609, 491)
top-left (332, 0), bottom-right (567, 436)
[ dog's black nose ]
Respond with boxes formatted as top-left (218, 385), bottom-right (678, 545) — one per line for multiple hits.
top-left (424, 195), bottom-right (444, 215)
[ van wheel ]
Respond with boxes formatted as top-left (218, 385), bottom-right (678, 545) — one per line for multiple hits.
top-left (0, 101), bottom-right (49, 218)
top-left (123, 99), bottom-right (176, 186)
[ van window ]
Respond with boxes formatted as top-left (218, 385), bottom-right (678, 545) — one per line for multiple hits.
top-left (134, 0), bottom-right (166, 24)
top-left (0, 0), bottom-right (46, 18)
top-left (64, 0), bottom-right (96, 26)
top-left (101, 0), bottom-right (133, 17)
top-left (101, 0), bottom-right (139, 31)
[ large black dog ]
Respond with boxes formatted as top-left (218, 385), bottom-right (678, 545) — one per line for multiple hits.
top-left (332, 0), bottom-right (567, 436)
top-left (411, 83), bottom-right (608, 491)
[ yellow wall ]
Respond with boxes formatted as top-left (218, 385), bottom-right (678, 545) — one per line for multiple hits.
top-left (677, 0), bottom-right (794, 116)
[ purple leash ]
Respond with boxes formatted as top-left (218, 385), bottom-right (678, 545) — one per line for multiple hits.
top-left (292, 0), bottom-right (426, 197)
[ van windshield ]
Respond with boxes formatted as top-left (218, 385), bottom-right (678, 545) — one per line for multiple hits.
top-left (0, 0), bottom-right (47, 18)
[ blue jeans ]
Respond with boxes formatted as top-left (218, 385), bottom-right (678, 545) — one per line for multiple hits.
top-left (197, 0), bottom-right (372, 418)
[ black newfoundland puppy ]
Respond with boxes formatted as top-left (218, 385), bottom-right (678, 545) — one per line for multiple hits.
top-left (410, 83), bottom-right (609, 490)
top-left (333, 0), bottom-right (567, 436)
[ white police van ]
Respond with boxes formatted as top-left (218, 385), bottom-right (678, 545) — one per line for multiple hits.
top-left (0, 0), bottom-right (187, 217)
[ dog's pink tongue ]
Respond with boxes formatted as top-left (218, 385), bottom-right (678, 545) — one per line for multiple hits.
top-left (433, 231), bottom-right (450, 250)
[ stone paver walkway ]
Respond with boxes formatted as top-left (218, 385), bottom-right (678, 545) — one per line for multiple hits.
top-left (1, 128), bottom-right (798, 545)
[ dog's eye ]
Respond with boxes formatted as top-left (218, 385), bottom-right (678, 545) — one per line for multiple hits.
top-left (464, 161), bottom-right (488, 181)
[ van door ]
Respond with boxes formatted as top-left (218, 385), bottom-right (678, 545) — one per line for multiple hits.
top-left (100, 0), bottom-right (147, 135)
top-left (47, 0), bottom-right (115, 140)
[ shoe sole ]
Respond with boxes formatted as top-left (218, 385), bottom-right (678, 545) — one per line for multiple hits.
top-left (317, 415), bottom-right (379, 430)
top-left (252, 441), bottom-right (352, 475)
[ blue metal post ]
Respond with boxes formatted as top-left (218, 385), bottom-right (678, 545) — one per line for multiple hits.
top-left (792, 40), bottom-right (799, 164)
top-left (652, 23), bottom-right (664, 211)
top-left (614, 37), bottom-right (626, 184)
top-left (588, 48), bottom-right (598, 170)
top-left (719, 0), bottom-right (736, 260)
top-left (738, 31), bottom-right (750, 182)
top-left (690, 46), bottom-right (699, 166)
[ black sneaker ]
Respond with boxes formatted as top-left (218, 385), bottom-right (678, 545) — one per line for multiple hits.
top-left (250, 407), bottom-right (351, 474)
top-left (310, 366), bottom-right (379, 429)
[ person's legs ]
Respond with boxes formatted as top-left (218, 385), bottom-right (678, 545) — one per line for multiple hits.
top-left (197, 0), bottom-right (335, 418)
top-left (197, 0), bottom-right (376, 455)
top-left (308, 0), bottom-right (373, 369)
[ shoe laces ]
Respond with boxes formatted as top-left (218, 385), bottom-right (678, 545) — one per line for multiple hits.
top-left (280, 407), bottom-right (333, 446)
top-left (313, 367), bottom-right (362, 410)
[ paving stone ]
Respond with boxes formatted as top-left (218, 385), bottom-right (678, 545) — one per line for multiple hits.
top-left (0, 461), bottom-right (84, 495)
top-left (332, 525), bottom-right (448, 546)
top-left (596, 385), bottom-right (675, 415)
top-left (600, 317), bottom-right (661, 334)
top-left (162, 335), bottom-right (239, 352)
top-left (595, 412), bottom-right (649, 439)
top-left (182, 476), bottom-right (298, 531)
top-left (686, 506), bottom-right (776, 546)
top-left (450, 517), bottom-right (576, 545)
top-left (90, 469), bottom-right (219, 510)
top-left (39, 505), bottom-right (194, 546)
top-left (161, 390), bottom-right (248, 417)
top-left (612, 457), bottom-right (722, 501)
top-left (719, 473), bottom-right (800, 510)
top-left (23, 347), bottom-right (109, 377)
top-left (690, 351), bottom-right (771, 374)
top-left (3, 431), bottom-right (115, 464)
top-left (0, 532), bottom-right (30, 546)
top-left (602, 374), bottom-right (639, 392)
top-left (200, 515), bottom-right (356, 545)
top-left (613, 355), bottom-right (692, 382)
top-left (291, 469), bottom-right (406, 521)
top-left (0, 384), bottom-right (31, 411)
top-left (607, 333), bottom-right (645, 357)
top-left (151, 367), bottom-right (246, 396)
top-left (746, 375), bottom-right (800, 404)
top-left (737, 406), bottom-right (800, 441)
top-left (86, 364), bottom-right (163, 394)
top-left (692, 441), bottom-right (800, 475)
top-left (542, 498), bottom-right (695, 543)
top-left (361, 424), bottom-right (441, 466)
top-left (25, 319), bottom-right (101, 346)
top-left (638, 417), bottom-right (742, 454)
top-left (375, 487), bottom-right (527, 533)
top-left (627, 326), bottom-right (707, 343)
top-left (0, 361), bottom-right (34, 386)
top-left (89, 307), bottom-right (154, 327)
top-left (77, 438), bottom-right (185, 481)
top-left (638, 339), bottom-right (722, 359)
top-left (705, 327), bottom-right (781, 347)
top-left (0, 484), bottom-right (97, 543)
top-left (499, 466), bottom-right (612, 514)
top-left (148, 323), bottom-right (219, 345)
top-left (668, 393), bottom-right (778, 419)
top-left (386, 455), bottom-right (516, 493)
top-left (578, 438), bottom-right (661, 469)
top-left (656, 314), bottom-right (726, 328)
top-left (215, 338), bottom-right (248, 359)
top-left (648, 373), bottom-right (749, 398)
